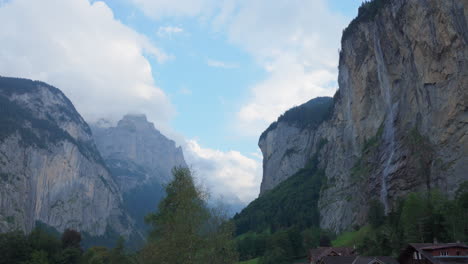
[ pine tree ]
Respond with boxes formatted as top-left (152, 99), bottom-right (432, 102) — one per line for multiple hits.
top-left (142, 167), bottom-right (238, 264)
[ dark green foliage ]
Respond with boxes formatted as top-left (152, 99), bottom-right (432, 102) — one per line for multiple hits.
top-left (319, 233), bottom-right (332, 247)
top-left (0, 231), bottom-right (32, 264)
top-left (341, 0), bottom-right (390, 43)
top-left (368, 199), bottom-right (385, 228)
top-left (233, 164), bottom-right (325, 236)
top-left (301, 227), bottom-right (322, 250)
top-left (259, 246), bottom-right (288, 264)
top-left (108, 237), bottom-right (132, 264)
top-left (80, 238), bottom-right (134, 264)
top-left (260, 97), bottom-right (333, 140)
top-left (142, 167), bottom-right (238, 264)
top-left (81, 225), bottom-right (126, 250)
top-left (29, 228), bottom-right (61, 261)
top-left (234, 142), bottom-right (328, 261)
top-left (0, 228), bottom-right (82, 264)
top-left (57, 247), bottom-right (82, 264)
top-left (236, 233), bottom-right (268, 261)
top-left (259, 228), bottom-right (304, 264)
top-left (0, 226), bottom-right (138, 264)
top-left (355, 185), bottom-right (468, 257)
top-left (61, 229), bottom-right (82, 249)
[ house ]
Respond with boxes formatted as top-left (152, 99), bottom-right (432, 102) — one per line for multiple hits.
top-left (398, 243), bottom-right (468, 264)
top-left (319, 256), bottom-right (398, 264)
top-left (309, 247), bottom-right (357, 264)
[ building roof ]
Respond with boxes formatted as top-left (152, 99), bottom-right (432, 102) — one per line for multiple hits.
top-left (420, 244), bottom-right (468, 250)
top-left (310, 247), bottom-right (356, 262)
top-left (321, 256), bottom-right (357, 264)
top-left (353, 256), bottom-right (399, 264)
top-left (321, 256), bottom-right (398, 264)
top-left (398, 243), bottom-right (468, 264)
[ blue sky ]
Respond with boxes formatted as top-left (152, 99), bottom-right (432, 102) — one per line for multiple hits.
top-left (0, 0), bottom-right (365, 205)
top-left (98, 0), bottom-right (364, 154)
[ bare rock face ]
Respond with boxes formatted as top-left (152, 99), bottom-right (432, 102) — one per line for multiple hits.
top-left (91, 115), bottom-right (187, 233)
top-left (259, 0), bottom-right (468, 232)
top-left (259, 97), bottom-right (333, 194)
top-left (0, 77), bottom-right (132, 237)
top-left (91, 114), bottom-right (187, 187)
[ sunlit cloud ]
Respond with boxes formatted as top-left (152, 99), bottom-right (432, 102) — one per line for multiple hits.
top-left (0, 0), bottom-right (174, 134)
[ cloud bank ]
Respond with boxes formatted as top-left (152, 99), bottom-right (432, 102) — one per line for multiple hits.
top-left (183, 139), bottom-right (262, 205)
top-left (0, 0), bottom-right (357, 206)
top-left (0, 0), bottom-right (173, 131)
top-left (131, 0), bottom-right (348, 136)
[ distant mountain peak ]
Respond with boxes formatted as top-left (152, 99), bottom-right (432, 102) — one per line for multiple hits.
top-left (91, 115), bottom-right (187, 184)
top-left (117, 114), bottom-right (161, 133)
top-left (122, 113), bottom-right (148, 122)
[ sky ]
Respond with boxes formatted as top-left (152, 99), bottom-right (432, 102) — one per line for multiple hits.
top-left (0, 0), bottom-right (365, 208)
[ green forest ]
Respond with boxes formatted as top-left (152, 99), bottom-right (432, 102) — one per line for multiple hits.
top-left (232, 181), bottom-right (468, 264)
top-left (0, 167), bottom-right (238, 264)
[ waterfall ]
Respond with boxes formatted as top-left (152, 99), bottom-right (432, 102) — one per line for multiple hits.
top-left (374, 29), bottom-right (397, 214)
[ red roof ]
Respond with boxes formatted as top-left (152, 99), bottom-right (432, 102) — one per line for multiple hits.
top-left (420, 244), bottom-right (468, 250)
top-left (398, 243), bottom-right (468, 264)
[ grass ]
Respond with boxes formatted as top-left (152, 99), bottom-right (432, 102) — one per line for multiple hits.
top-left (332, 225), bottom-right (372, 247)
top-left (238, 258), bottom-right (260, 264)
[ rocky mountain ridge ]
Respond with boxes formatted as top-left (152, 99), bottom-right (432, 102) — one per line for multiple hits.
top-left (259, 0), bottom-right (468, 232)
top-left (91, 114), bottom-right (186, 186)
top-left (0, 76), bottom-right (133, 237)
top-left (0, 77), bottom-right (187, 244)
top-left (91, 115), bottom-right (187, 233)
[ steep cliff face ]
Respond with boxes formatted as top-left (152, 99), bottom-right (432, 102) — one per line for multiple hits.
top-left (91, 115), bottom-right (187, 231)
top-left (0, 77), bottom-right (132, 237)
top-left (259, 0), bottom-right (468, 232)
top-left (259, 97), bottom-right (333, 194)
top-left (91, 114), bottom-right (186, 186)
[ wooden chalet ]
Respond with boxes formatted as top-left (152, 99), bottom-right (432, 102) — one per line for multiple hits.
top-left (319, 256), bottom-right (398, 264)
top-left (398, 243), bottom-right (468, 264)
top-left (309, 247), bottom-right (357, 264)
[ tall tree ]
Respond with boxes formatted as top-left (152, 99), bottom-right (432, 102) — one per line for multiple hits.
top-left (142, 167), bottom-right (237, 264)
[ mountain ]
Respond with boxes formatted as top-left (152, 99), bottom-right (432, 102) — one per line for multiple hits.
top-left (256, 0), bottom-right (467, 233)
top-left (91, 115), bottom-right (187, 233)
top-left (259, 97), bottom-right (333, 194)
top-left (0, 76), bottom-right (133, 239)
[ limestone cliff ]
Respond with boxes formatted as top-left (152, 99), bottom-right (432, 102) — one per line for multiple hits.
top-left (0, 77), bottom-right (132, 237)
top-left (259, 0), bottom-right (468, 232)
top-left (91, 114), bottom-right (186, 186)
top-left (91, 115), bottom-right (187, 232)
top-left (259, 97), bottom-right (333, 194)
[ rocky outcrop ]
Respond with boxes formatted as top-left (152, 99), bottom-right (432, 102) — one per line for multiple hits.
top-left (0, 77), bottom-right (132, 237)
top-left (259, 97), bottom-right (333, 194)
top-left (91, 114), bottom-right (186, 186)
top-left (259, 0), bottom-right (468, 232)
top-left (91, 115), bottom-right (187, 232)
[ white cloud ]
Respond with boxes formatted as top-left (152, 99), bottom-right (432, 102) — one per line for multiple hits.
top-left (237, 55), bottom-right (338, 136)
top-left (131, 0), bottom-right (216, 19)
top-left (249, 151), bottom-right (263, 160)
top-left (225, 0), bottom-right (346, 135)
top-left (0, 0), bottom-right (174, 132)
top-left (131, 0), bottom-right (349, 136)
top-left (206, 59), bottom-right (238, 69)
top-left (157, 26), bottom-right (184, 37)
top-left (183, 139), bottom-right (262, 204)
